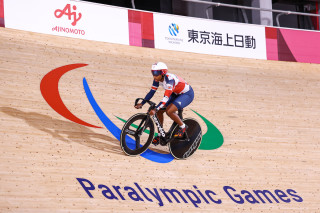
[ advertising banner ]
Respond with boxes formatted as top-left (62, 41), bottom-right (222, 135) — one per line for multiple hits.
top-left (154, 13), bottom-right (267, 60)
top-left (3, 0), bottom-right (320, 64)
top-left (3, 0), bottom-right (129, 45)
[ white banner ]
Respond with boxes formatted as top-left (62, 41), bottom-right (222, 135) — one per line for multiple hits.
top-left (154, 13), bottom-right (267, 60)
top-left (4, 0), bottom-right (129, 45)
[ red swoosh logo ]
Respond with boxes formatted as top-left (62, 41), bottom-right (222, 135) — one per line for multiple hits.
top-left (40, 64), bottom-right (101, 128)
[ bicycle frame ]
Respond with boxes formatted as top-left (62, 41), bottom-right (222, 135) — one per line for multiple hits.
top-left (151, 114), bottom-right (166, 138)
top-left (135, 98), bottom-right (184, 145)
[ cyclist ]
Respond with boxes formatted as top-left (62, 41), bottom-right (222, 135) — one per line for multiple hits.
top-left (134, 62), bottom-right (194, 145)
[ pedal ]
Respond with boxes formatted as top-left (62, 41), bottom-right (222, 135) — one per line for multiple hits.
top-left (152, 136), bottom-right (160, 146)
top-left (152, 141), bottom-right (160, 146)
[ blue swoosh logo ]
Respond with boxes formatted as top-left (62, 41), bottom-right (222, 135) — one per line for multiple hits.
top-left (83, 77), bottom-right (174, 163)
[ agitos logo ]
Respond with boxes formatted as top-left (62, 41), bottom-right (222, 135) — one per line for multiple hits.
top-left (40, 64), bottom-right (224, 163)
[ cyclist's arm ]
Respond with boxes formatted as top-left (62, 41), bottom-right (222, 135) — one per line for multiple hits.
top-left (156, 79), bottom-right (174, 111)
top-left (141, 80), bottom-right (159, 105)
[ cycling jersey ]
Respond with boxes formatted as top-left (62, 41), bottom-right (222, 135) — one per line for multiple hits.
top-left (142, 73), bottom-right (190, 110)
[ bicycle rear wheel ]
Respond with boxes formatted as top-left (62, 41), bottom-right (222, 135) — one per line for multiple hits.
top-left (120, 113), bottom-right (155, 156)
top-left (169, 118), bottom-right (202, 159)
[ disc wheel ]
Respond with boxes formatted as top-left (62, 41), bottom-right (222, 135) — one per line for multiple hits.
top-left (169, 118), bottom-right (202, 159)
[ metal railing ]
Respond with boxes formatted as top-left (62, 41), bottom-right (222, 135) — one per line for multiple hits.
top-left (131, 0), bottom-right (136, 9)
top-left (182, 0), bottom-right (320, 28)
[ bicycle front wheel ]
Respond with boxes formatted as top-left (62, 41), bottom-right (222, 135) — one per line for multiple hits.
top-left (120, 113), bottom-right (155, 156)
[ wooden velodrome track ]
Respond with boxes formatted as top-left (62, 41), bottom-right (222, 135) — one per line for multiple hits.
top-left (0, 27), bottom-right (319, 212)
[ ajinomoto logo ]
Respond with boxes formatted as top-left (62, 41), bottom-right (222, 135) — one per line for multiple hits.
top-left (54, 4), bottom-right (82, 26)
top-left (52, 4), bottom-right (86, 36)
top-left (40, 64), bottom-right (224, 163)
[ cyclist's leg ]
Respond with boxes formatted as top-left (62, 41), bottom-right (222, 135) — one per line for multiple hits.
top-left (168, 87), bottom-right (195, 137)
top-left (156, 93), bottom-right (176, 126)
top-left (166, 104), bottom-right (183, 126)
top-left (167, 86), bottom-right (194, 120)
top-left (164, 93), bottom-right (182, 125)
top-left (153, 95), bottom-right (176, 145)
top-left (156, 109), bottom-right (166, 126)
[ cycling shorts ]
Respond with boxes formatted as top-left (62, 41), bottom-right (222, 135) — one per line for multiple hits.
top-left (165, 86), bottom-right (194, 110)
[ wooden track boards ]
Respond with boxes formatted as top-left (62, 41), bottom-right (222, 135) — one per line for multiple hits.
top-left (0, 27), bottom-right (320, 212)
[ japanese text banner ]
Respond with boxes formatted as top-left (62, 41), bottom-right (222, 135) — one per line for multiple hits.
top-left (154, 13), bottom-right (267, 60)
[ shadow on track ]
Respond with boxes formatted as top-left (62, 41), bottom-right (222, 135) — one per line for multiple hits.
top-left (1, 107), bottom-right (124, 155)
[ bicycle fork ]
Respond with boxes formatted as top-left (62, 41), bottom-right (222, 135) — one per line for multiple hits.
top-left (136, 116), bottom-right (149, 136)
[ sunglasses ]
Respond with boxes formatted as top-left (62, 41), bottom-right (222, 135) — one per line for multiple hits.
top-left (151, 70), bottom-right (162, 76)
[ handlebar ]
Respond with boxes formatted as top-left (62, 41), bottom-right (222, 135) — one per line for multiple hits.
top-left (135, 98), bottom-right (156, 109)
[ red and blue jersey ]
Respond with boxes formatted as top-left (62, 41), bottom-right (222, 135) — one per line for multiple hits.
top-left (143, 73), bottom-right (190, 110)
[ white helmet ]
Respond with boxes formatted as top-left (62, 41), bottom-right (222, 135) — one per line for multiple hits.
top-left (151, 62), bottom-right (168, 76)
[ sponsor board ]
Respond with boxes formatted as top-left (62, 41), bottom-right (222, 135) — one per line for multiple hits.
top-left (4, 0), bottom-right (129, 44)
top-left (154, 13), bottom-right (267, 60)
top-left (3, 0), bottom-right (320, 64)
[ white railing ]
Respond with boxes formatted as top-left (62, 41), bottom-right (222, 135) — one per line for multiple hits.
top-left (131, 0), bottom-right (135, 9)
top-left (183, 0), bottom-right (320, 28)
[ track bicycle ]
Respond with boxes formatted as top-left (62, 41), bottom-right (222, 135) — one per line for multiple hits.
top-left (120, 98), bottom-right (202, 159)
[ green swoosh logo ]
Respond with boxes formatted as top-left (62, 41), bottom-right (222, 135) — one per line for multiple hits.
top-left (116, 110), bottom-right (223, 150)
top-left (191, 110), bottom-right (223, 150)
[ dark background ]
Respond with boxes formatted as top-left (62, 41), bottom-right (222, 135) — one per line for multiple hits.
top-left (82, 0), bottom-right (319, 30)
